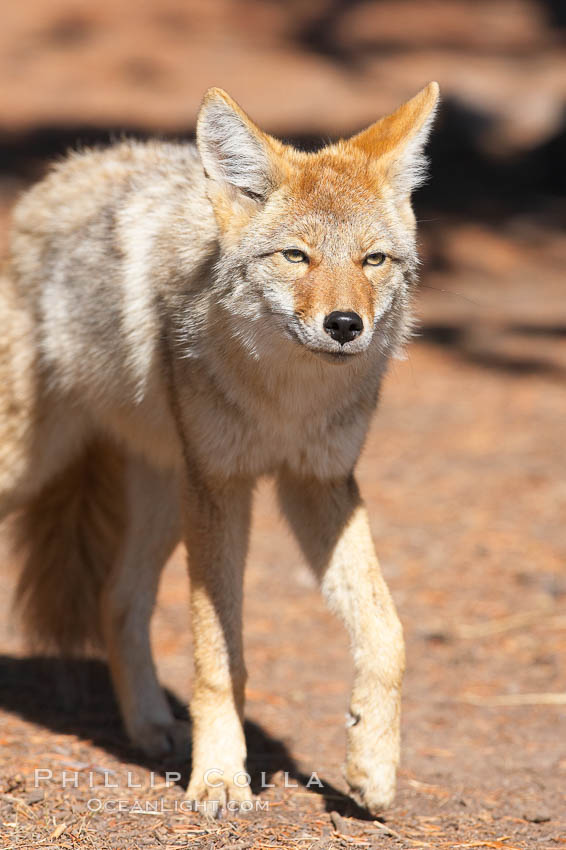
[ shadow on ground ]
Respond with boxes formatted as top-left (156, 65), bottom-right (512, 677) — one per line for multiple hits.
top-left (420, 321), bottom-right (566, 377)
top-left (0, 654), bottom-right (367, 817)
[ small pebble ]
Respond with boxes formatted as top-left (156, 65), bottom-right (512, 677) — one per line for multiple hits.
top-left (524, 810), bottom-right (551, 823)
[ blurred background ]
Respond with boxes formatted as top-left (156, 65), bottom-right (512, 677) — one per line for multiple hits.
top-left (0, 2), bottom-right (565, 847)
top-left (1, 0), bottom-right (565, 362)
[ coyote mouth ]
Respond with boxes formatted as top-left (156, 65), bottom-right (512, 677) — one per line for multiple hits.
top-left (284, 318), bottom-right (367, 360)
top-left (312, 348), bottom-right (362, 364)
top-left (284, 325), bottom-right (362, 361)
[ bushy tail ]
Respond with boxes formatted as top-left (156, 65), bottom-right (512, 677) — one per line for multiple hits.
top-left (14, 438), bottom-right (125, 654)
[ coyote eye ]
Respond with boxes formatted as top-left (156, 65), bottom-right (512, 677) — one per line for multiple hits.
top-left (364, 252), bottom-right (386, 267)
top-left (282, 248), bottom-right (308, 264)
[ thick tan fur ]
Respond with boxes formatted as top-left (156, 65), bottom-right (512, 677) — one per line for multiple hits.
top-left (1, 83), bottom-right (439, 815)
top-left (14, 438), bottom-right (125, 652)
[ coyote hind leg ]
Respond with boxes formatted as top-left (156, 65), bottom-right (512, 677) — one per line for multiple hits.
top-left (100, 453), bottom-right (184, 760)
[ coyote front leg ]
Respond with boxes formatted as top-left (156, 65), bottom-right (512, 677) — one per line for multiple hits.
top-left (185, 477), bottom-right (253, 811)
top-left (278, 471), bottom-right (405, 814)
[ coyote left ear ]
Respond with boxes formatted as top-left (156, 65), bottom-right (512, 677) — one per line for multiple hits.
top-left (350, 82), bottom-right (440, 194)
top-left (197, 88), bottom-right (282, 201)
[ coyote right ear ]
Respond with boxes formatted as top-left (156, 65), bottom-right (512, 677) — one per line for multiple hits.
top-left (350, 82), bottom-right (440, 195)
top-left (197, 88), bottom-right (282, 201)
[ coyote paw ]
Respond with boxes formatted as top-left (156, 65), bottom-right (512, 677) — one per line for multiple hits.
top-left (186, 767), bottom-right (252, 817)
top-left (344, 715), bottom-right (398, 815)
top-left (130, 719), bottom-right (189, 761)
top-left (345, 757), bottom-right (397, 815)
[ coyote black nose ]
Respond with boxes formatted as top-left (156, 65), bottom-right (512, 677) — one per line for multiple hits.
top-left (323, 311), bottom-right (364, 345)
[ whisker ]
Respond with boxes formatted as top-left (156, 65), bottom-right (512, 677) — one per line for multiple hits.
top-left (420, 284), bottom-right (483, 307)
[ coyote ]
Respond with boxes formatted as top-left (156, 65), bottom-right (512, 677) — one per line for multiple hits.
top-left (0, 83), bottom-right (438, 814)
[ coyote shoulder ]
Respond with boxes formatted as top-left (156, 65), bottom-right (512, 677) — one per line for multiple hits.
top-left (0, 83), bottom-right (439, 814)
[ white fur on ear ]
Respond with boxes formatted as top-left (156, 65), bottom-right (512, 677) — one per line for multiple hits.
top-left (388, 97), bottom-right (438, 195)
top-left (197, 89), bottom-right (274, 199)
top-left (350, 82), bottom-right (440, 196)
top-left (393, 120), bottom-right (436, 195)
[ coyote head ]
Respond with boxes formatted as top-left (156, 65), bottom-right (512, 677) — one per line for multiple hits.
top-left (196, 83), bottom-right (439, 362)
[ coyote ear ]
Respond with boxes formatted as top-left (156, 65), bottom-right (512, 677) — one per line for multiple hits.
top-left (350, 82), bottom-right (439, 194)
top-left (197, 88), bottom-right (280, 200)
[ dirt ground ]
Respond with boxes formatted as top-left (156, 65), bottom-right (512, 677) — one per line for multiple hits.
top-left (0, 195), bottom-right (565, 847)
top-left (1, 1), bottom-right (566, 847)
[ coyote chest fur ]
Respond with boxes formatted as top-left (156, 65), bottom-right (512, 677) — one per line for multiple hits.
top-left (1, 84), bottom-right (438, 816)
